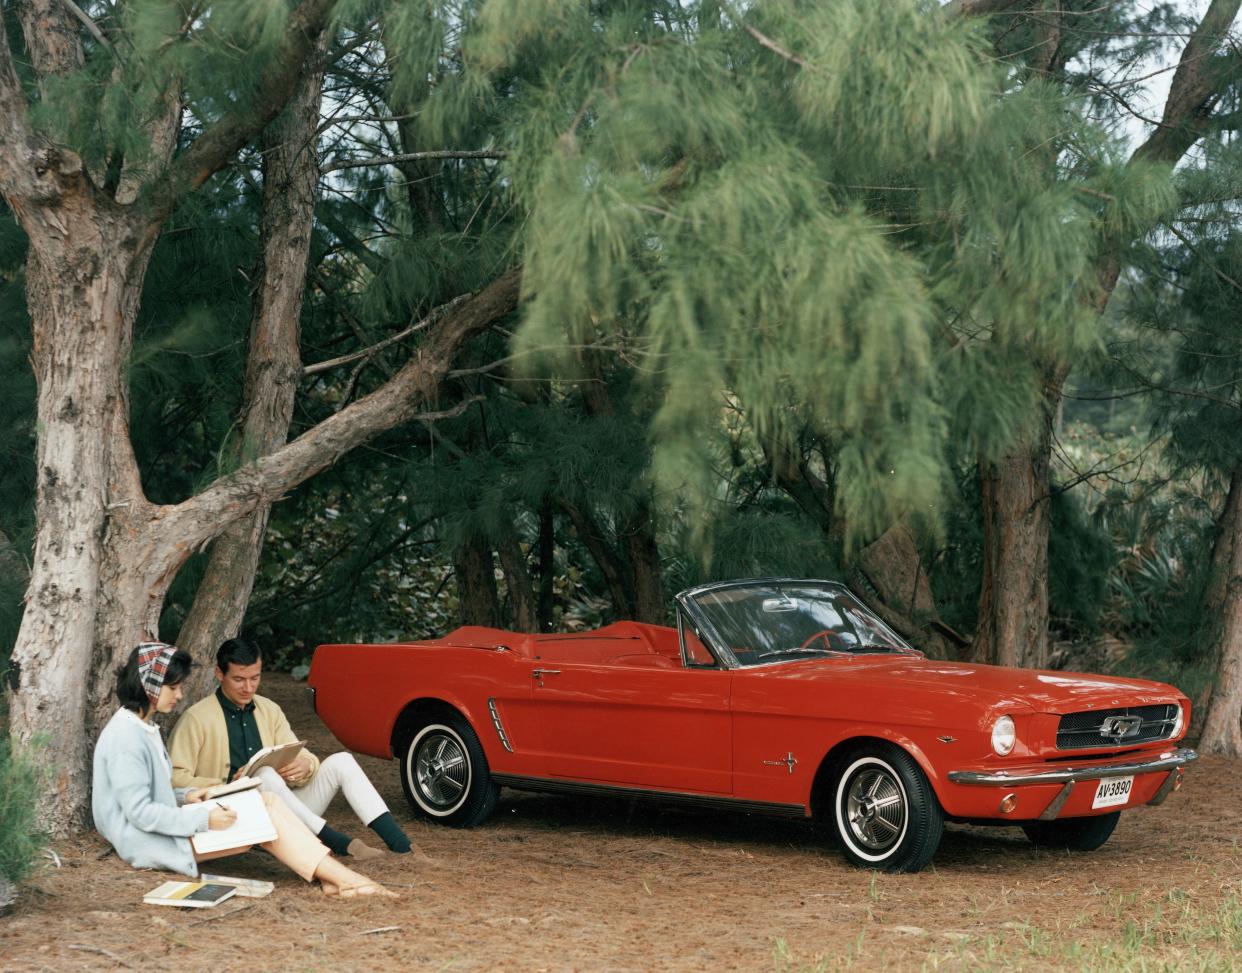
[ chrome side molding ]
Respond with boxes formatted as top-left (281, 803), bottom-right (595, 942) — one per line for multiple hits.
top-left (487, 698), bottom-right (514, 752)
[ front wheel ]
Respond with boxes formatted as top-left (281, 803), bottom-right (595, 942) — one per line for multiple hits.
top-left (829, 744), bottom-right (944, 873)
top-left (399, 718), bottom-right (499, 827)
top-left (1022, 811), bottom-right (1119, 851)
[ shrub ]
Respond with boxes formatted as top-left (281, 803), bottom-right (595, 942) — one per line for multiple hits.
top-left (0, 734), bottom-right (46, 884)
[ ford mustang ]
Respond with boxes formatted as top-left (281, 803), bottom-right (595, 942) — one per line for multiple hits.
top-left (308, 578), bottom-right (1196, 872)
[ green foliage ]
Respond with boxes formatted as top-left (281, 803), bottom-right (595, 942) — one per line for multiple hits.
top-left (0, 737), bottom-right (45, 884)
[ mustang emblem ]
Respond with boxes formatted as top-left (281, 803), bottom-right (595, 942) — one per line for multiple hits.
top-left (1099, 715), bottom-right (1143, 740)
top-left (763, 752), bottom-right (798, 774)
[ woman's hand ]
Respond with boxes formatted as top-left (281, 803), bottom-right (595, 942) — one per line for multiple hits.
top-left (184, 788), bottom-right (207, 804)
top-left (208, 806), bottom-right (238, 830)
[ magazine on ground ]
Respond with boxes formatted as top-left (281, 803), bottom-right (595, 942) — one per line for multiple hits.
top-left (198, 874), bottom-right (275, 898)
top-left (144, 880), bottom-right (238, 908)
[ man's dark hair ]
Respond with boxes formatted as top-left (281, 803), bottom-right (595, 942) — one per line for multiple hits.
top-left (216, 637), bottom-right (263, 674)
top-left (114, 646), bottom-right (194, 714)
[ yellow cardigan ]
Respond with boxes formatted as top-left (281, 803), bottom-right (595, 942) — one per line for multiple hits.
top-left (168, 693), bottom-right (320, 790)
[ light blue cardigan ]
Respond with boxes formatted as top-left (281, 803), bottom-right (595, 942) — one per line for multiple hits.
top-left (92, 708), bottom-right (213, 877)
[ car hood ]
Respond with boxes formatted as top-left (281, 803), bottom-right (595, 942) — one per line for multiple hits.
top-left (748, 654), bottom-right (1184, 714)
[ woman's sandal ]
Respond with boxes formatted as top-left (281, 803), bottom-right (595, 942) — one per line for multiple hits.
top-left (323, 881), bottom-right (398, 899)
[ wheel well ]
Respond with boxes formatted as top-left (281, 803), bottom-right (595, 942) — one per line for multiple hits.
top-left (810, 736), bottom-right (910, 819)
top-left (389, 698), bottom-right (465, 757)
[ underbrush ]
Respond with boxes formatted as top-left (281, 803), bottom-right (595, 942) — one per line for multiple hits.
top-left (0, 725), bottom-right (46, 884)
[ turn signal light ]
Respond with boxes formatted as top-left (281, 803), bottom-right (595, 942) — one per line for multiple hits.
top-left (999, 793), bottom-right (1018, 814)
top-left (1173, 769), bottom-right (1184, 792)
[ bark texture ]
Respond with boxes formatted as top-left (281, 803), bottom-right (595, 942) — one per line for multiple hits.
top-left (972, 432), bottom-right (1053, 668)
top-left (454, 534), bottom-right (502, 627)
top-left (1200, 468), bottom-right (1242, 754)
top-left (496, 528), bottom-right (538, 633)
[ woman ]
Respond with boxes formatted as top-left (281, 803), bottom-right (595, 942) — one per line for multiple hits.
top-left (92, 641), bottom-right (394, 898)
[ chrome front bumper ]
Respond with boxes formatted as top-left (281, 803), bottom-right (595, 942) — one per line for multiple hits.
top-left (947, 747), bottom-right (1198, 821)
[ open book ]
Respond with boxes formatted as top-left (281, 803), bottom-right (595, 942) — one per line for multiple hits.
top-left (190, 788), bottom-right (278, 854)
top-left (202, 776), bottom-right (261, 800)
top-left (145, 880), bottom-right (238, 908)
top-left (237, 739), bottom-right (309, 778)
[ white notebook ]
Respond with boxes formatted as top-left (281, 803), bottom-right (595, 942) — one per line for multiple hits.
top-left (190, 788), bottom-right (278, 854)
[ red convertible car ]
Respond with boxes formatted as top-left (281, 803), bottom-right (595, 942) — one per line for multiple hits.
top-left (309, 578), bottom-right (1196, 872)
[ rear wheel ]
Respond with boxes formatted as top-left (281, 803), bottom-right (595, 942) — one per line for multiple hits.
top-left (399, 718), bottom-right (498, 827)
top-left (830, 743), bottom-right (944, 873)
top-left (1022, 811), bottom-right (1119, 851)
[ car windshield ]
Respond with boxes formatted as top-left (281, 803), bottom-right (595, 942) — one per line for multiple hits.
top-left (686, 582), bottom-right (910, 666)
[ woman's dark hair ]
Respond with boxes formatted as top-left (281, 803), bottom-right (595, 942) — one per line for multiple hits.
top-left (216, 636), bottom-right (262, 674)
top-left (114, 646), bottom-right (194, 714)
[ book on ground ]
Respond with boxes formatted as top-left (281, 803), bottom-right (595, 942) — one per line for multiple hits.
top-left (199, 874), bottom-right (275, 898)
top-left (238, 739), bottom-right (308, 778)
top-left (144, 880), bottom-right (238, 908)
top-left (190, 788), bottom-right (278, 854)
top-left (202, 776), bottom-right (262, 800)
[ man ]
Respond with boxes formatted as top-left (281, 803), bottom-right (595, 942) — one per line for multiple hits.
top-left (170, 637), bottom-right (411, 859)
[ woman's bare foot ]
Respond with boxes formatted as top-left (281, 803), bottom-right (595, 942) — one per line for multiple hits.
top-left (321, 878), bottom-right (398, 898)
top-left (316, 857), bottom-right (397, 899)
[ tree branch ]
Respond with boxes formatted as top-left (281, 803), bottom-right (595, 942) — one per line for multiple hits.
top-left (142, 0), bottom-right (338, 225)
top-left (58, 0), bottom-right (112, 52)
top-left (942, 0), bottom-right (1033, 16)
top-left (322, 149), bottom-right (506, 173)
top-left (1132, 0), bottom-right (1242, 166)
top-left (159, 268), bottom-right (521, 549)
top-left (301, 293), bottom-right (472, 376)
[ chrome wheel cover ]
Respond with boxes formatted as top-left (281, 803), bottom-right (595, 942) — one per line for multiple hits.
top-left (410, 727), bottom-right (470, 813)
top-left (844, 764), bottom-right (906, 853)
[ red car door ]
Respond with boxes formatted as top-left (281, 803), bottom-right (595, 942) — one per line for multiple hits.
top-left (529, 663), bottom-right (733, 794)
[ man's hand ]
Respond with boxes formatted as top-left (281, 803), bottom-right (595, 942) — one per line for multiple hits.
top-left (279, 754), bottom-right (314, 787)
top-left (184, 788), bottom-right (207, 804)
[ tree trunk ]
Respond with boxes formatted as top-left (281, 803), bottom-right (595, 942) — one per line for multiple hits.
top-left (175, 53), bottom-right (327, 699)
top-left (972, 412), bottom-right (1054, 669)
top-left (853, 523), bottom-right (961, 660)
top-left (454, 534), bottom-right (501, 627)
top-left (7, 202), bottom-right (148, 832)
top-left (560, 500), bottom-right (635, 619)
top-left (619, 499), bottom-right (666, 624)
top-left (1200, 467), bottom-right (1242, 754)
top-left (537, 501), bottom-right (556, 631)
top-left (496, 528), bottom-right (538, 633)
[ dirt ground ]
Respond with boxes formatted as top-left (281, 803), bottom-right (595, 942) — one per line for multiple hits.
top-left (2, 673), bottom-right (1239, 973)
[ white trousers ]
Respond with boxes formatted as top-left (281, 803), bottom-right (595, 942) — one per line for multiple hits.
top-left (254, 753), bottom-right (388, 835)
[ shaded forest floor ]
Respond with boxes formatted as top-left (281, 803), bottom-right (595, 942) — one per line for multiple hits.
top-left (3, 673), bottom-right (1240, 972)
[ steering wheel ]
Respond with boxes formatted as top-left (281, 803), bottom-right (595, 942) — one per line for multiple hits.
top-left (800, 629), bottom-right (845, 652)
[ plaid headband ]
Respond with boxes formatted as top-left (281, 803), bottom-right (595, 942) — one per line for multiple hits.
top-left (136, 642), bottom-right (179, 706)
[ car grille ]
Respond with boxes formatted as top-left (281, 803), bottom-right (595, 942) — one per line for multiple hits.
top-left (1056, 704), bottom-right (1179, 750)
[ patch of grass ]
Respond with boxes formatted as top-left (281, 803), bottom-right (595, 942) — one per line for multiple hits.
top-left (919, 891), bottom-right (1242, 971)
top-left (0, 736), bottom-right (46, 884)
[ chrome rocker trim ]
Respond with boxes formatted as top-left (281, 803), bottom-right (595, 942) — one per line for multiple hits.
top-left (948, 747), bottom-right (1198, 822)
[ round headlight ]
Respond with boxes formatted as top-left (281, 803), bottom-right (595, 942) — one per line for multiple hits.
top-left (1171, 703), bottom-right (1185, 738)
top-left (991, 715), bottom-right (1016, 756)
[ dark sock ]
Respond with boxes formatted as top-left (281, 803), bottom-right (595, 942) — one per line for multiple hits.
top-left (367, 811), bottom-right (411, 853)
top-left (317, 823), bottom-right (353, 856)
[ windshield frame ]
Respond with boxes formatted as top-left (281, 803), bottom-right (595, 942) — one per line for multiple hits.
top-left (675, 578), bottom-right (915, 670)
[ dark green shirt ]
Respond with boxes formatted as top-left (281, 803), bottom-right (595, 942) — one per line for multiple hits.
top-left (216, 686), bottom-right (263, 780)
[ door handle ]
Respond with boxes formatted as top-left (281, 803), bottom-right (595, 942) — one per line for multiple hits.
top-left (531, 668), bottom-right (561, 679)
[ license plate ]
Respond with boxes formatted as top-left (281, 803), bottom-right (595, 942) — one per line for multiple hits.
top-left (1092, 775), bottom-right (1134, 809)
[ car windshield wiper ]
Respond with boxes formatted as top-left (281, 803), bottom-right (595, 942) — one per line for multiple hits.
top-left (755, 647), bottom-right (833, 660)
